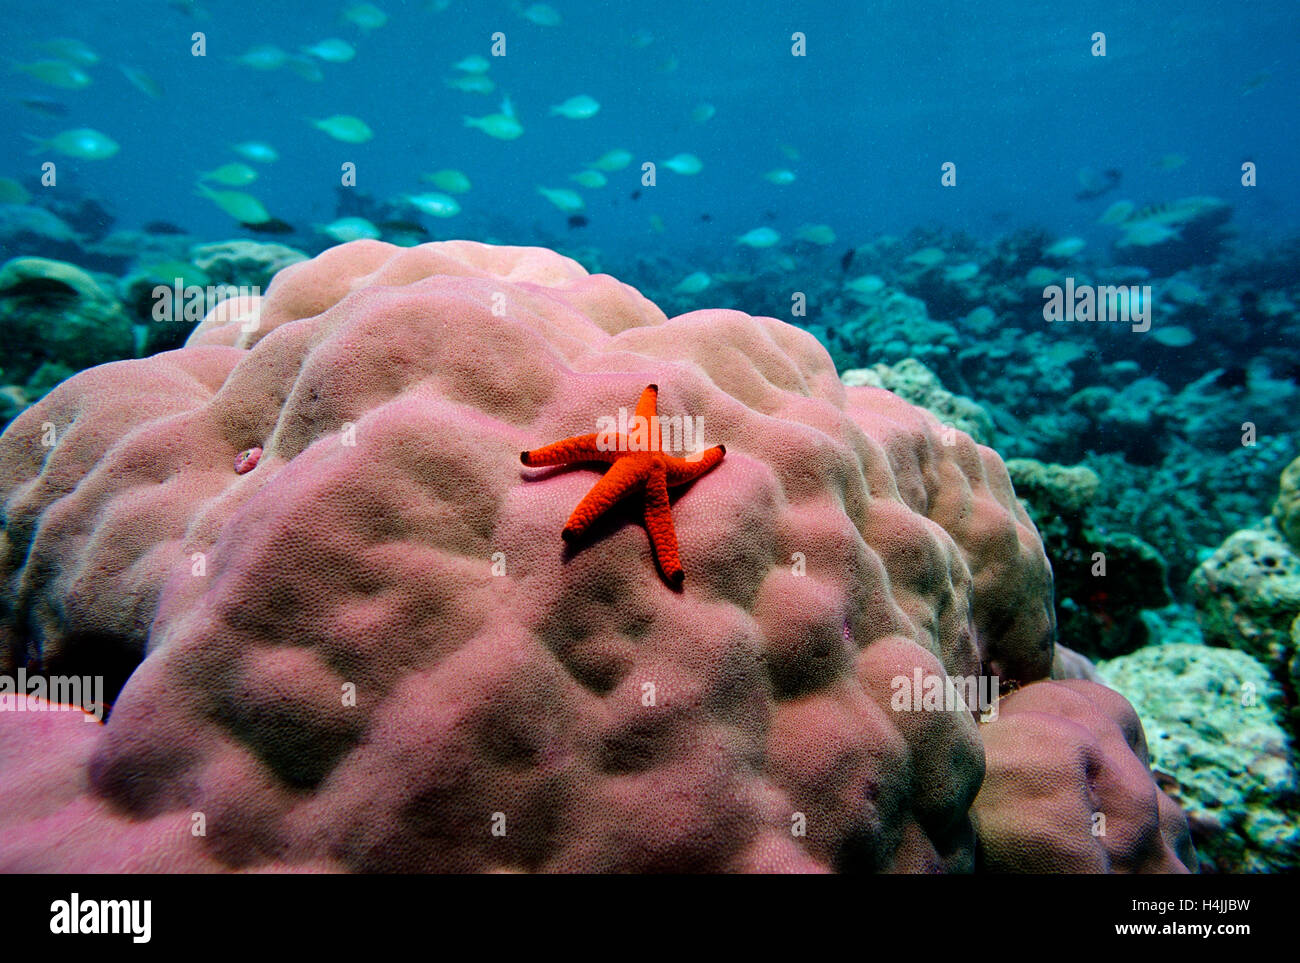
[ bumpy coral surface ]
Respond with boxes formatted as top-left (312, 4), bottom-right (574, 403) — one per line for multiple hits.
top-left (972, 679), bottom-right (1196, 873)
top-left (0, 240), bottom-right (1065, 871)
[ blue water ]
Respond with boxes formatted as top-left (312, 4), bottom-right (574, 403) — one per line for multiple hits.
top-left (3, 0), bottom-right (1296, 256)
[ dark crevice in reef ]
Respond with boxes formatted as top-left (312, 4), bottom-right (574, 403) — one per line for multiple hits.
top-left (38, 630), bottom-right (141, 721)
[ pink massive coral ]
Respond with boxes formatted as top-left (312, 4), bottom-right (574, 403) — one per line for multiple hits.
top-left (0, 240), bottom-right (1182, 872)
top-left (973, 680), bottom-right (1196, 872)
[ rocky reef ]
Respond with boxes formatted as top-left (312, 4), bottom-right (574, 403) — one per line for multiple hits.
top-left (1192, 455), bottom-right (1300, 726)
top-left (1099, 644), bottom-right (1297, 873)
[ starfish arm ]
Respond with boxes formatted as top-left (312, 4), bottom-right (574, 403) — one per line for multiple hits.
top-left (521, 432), bottom-right (619, 466)
top-left (643, 464), bottom-right (684, 586)
top-left (561, 455), bottom-right (654, 540)
top-left (664, 444), bottom-right (726, 485)
top-left (633, 384), bottom-right (659, 424)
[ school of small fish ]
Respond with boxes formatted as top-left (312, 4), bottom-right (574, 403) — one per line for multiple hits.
top-left (5, 1), bottom-right (1219, 269)
top-left (7, 4), bottom-right (864, 249)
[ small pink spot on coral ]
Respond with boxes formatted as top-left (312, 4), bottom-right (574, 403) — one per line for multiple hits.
top-left (234, 447), bottom-right (262, 474)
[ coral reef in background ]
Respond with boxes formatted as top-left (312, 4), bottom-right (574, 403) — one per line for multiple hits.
top-left (1192, 457), bottom-right (1300, 725)
top-left (1179, 455), bottom-right (1300, 872)
top-left (1099, 643), bottom-right (1298, 873)
top-left (1192, 518), bottom-right (1300, 729)
top-left (0, 237), bottom-right (311, 431)
top-left (0, 239), bottom-right (1095, 872)
top-left (0, 202), bottom-right (83, 263)
top-left (1274, 454), bottom-right (1300, 552)
top-left (1006, 457), bottom-right (1171, 659)
top-left (118, 258), bottom-right (213, 355)
top-left (188, 240), bottom-right (308, 289)
top-left (0, 257), bottom-right (133, 397)
top-left (1085, 438), bottom-right (1297, 593)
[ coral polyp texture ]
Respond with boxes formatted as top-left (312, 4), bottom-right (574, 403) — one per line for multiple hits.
top-left (0, 239), bottom-right (1182, 873)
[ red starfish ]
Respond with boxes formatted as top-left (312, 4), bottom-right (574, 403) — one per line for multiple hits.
top-left (521, 384), bottom-right (725, 587)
